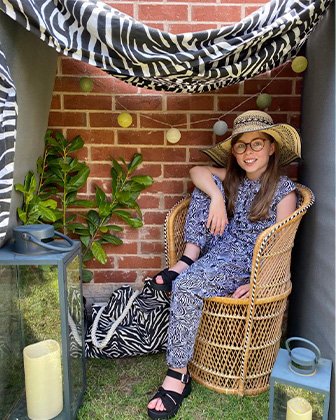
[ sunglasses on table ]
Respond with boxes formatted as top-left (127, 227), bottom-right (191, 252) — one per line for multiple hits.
top-left (232, 138), bottom-right (271, 154)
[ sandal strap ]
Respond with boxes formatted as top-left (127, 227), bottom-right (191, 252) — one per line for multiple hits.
top-left (149, 387), bottom-right (183, 413)
top-left (166, 368), bottom-right (190, 384)
top-left (159, 268), bottom-right (179, 282)
top-left (180, 255), bottom-right (194, 266)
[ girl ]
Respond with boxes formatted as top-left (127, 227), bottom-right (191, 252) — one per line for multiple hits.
top-left (147, 110), bottom-right (301, 420)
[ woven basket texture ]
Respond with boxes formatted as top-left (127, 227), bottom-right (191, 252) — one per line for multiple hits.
top-left (164, 184), bottom-right (314, 396)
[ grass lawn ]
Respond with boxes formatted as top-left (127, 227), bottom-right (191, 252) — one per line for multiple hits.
top-left (77, 352), bottom-right (269, 420)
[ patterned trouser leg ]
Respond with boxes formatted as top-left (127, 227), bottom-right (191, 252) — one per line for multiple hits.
top-left (166, 177), bottom-right (233, 368)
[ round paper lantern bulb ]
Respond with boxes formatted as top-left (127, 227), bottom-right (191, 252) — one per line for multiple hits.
top-left (291, 56), bottom-right (308, 73)
top-left (117, 112), bottom-right (133, 128)
top-left (213, 120), bottom-right (228, 136)
top-left (79, 76), bottom-right (93, 93)
top-left (166, 128), bottom-right (181, 144)
top-left (256, 93), bottom-right (272, 110)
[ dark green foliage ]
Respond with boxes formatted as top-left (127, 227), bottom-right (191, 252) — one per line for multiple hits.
top-left (15, 131), bottom-right (153, 282)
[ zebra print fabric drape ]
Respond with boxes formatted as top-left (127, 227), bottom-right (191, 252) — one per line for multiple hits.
top-left (0, 0), bottom-right (333, 245)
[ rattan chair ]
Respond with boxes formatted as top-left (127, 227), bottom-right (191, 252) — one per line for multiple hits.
top-left (164, 183), bottom-right (314, 396)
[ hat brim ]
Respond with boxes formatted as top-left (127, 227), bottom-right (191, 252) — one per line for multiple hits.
top-left (202, 123), bottom-right (302, 167)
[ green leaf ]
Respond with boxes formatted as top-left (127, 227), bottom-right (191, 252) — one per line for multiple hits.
top-left (67, 136), bottom-right (84, 153)
top-left (105, 224), bottom-right (123, 232)
top-left (39, 199), bottom-right (57, 209)
top-left (127, 153), bottom-right (143, 174)
top-left (87, 210), bottom-right (100, 226)
top-left (86, 210), bottom-right (100, 236)
top-left (127, 217), bottom-right (143, 228)
top-left (112, 159), bottom-right (123, 176)
top-left (98, 202), bottom-right (112, 218)
top-left (101, 234), bottom-right (123, 245)
top-left (82, 250), bottom-right (93, 262)
top-left (67, 166), bottom-right (90, 191)
top-left (95, 186), bottom-right (106, 207)
top-left (130, 175), bottom-right (154, 187)
top-left (80, 236), bottom-right (90, 247)
top-left (82, 269), bottom-right (93, 283)
top-left (17, 208), bottom-right (27, 224)
top-left (91, 241), bottom-right (107, 264)
top-left (113, 210), bottom-right (143, 228)
top-left (38, 205), bottom-right (58, 222)
top-left (36, 156), bottom-right (44, 175)
top-left (14, 184), bottom-right (26, 193)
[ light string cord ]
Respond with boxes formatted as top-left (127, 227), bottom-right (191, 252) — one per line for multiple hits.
top-left (113, 64), bottom-right (288, 129)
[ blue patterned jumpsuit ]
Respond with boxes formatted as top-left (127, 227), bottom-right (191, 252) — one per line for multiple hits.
top-left (166, 175), bottom-right (296, 368)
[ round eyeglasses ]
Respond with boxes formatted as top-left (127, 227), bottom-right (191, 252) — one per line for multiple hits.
top-left (232, 138), bottom-right (269, 154)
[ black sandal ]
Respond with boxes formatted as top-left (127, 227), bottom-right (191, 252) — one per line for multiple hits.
top-left (150, 255), bottom-right (194, 292)
top-left (147, 369), bottom-right (192, 419)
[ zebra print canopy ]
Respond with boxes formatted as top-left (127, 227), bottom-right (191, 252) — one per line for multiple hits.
top-left (0, 0), bottom-right (333, 245)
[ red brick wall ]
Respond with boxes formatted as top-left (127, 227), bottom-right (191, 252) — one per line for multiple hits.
top-left (48, 0), bottom-right (303, 298)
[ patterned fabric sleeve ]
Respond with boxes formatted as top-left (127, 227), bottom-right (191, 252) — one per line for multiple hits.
top-left (273, 176), bottom-right (296, 207)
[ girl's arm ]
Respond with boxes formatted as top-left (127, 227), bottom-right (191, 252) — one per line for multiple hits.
top-left (276, 191), bottom-right (297, 222)
top-left (232, 190), bottom-right (297, 299)
top-left (189, 166), bottom-right (228, 235)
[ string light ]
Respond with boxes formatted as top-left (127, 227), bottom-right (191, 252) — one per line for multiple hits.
top-left (117, 112), bottom-right (133, 128)
top-left (77, 63), bottom-right (292, 136)
top-left (291, 56), bottom-right (308, 73)
top-left (79, 76), bottom-right (94, 92)
top-left (256, 92), bottom-right (272, 110)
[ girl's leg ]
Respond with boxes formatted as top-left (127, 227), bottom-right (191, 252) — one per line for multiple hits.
top-left (148, 176), bottom-right (226, 413)
top-left (153, 175), bottom-right (224, 286)
top-left (149, 252), bottom-right (234, 413)
top-left (153, 243), bottom-right (200, 285)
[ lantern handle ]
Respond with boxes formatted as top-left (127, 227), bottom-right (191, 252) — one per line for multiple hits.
top-left (24, 230), bottom-right (75, 252)
top-left (285, 337), bottom-right (321, 361)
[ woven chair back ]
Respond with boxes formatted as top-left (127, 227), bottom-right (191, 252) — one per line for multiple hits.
top-left (164, 183), bottom-right (314, 395)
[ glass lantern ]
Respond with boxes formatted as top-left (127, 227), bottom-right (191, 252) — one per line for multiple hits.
top-left (0, 225), bottom-right (86, 419)
top-left (269, 337), bottom-right (332, 420)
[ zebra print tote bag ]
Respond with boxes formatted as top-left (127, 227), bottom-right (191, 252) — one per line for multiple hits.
top-left (85, 281), bottom-right (170, 358)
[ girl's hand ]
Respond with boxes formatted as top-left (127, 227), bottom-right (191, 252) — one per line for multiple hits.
top-left (207, 195), bottom-right (228, 235)
top-left (232, 284), bottom-right (250, 299)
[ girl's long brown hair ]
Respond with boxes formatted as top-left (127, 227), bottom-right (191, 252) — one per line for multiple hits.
top-left (223, 134), bottom-right (280, 221)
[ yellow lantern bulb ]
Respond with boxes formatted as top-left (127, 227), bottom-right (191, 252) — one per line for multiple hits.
top-left (166, 128), bottom-right (181, 144)
top-left (291, 56), bottom-right (308, 73)
top-left (117, 112), bottom-right (133, 128)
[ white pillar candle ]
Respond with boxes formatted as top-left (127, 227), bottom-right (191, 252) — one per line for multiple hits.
top-left (23, 339), bottom-right (63, 419)
top-left (286, 397), bottom-right (313, 420)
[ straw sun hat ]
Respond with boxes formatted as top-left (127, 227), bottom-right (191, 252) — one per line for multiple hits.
top-left (202, 110), bottom-right (302, 167)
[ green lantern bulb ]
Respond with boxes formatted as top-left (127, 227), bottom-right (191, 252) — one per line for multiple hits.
top-left (79, 77), bottom-right (94, 92)
top-left (256, 93), bottom-right (272, 110)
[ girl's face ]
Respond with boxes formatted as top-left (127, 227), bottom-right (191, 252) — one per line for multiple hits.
top-left (232, 131), bottom-right (275, 180)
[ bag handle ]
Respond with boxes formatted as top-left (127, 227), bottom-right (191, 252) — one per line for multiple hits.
top-left (91, 289), bottom-right (141, 349)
